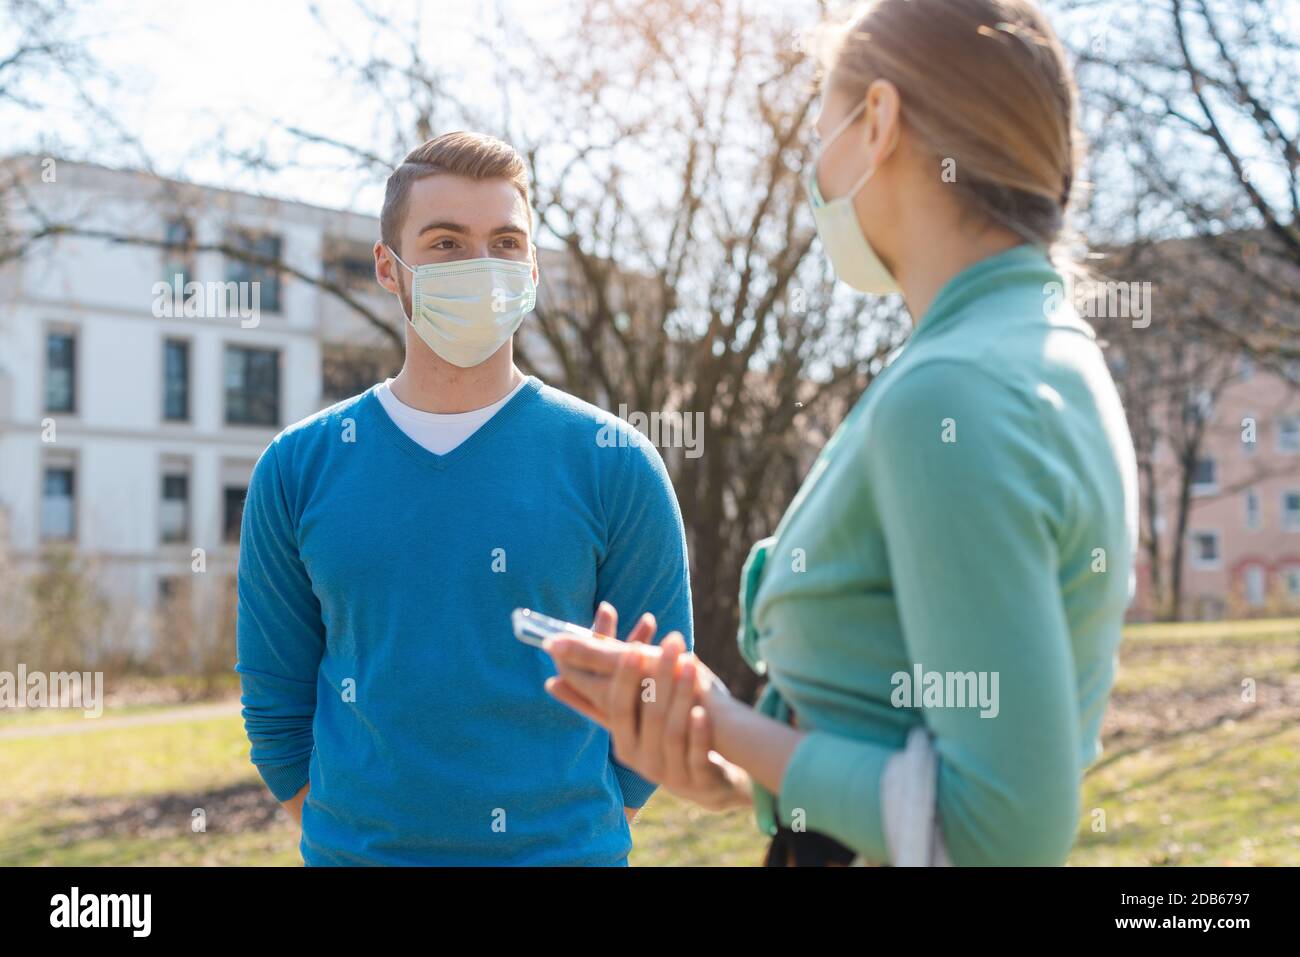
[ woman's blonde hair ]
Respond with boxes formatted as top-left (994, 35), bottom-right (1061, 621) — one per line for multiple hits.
top-left (815, 0), bottom-right (1082, 253)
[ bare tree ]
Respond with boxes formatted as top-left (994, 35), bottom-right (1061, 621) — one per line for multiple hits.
top-left (239, 0), bottom-right (909, 693)
top-left (1102, 239), bottom-right (1295, 619)
top-left (1065, 0), bottom-right (1300, 366)
top-left (509, 0), bottom-right (910, 692)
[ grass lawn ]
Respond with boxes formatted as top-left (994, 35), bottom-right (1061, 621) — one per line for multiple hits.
top-left (1, 619), bottom-right (1296, 866)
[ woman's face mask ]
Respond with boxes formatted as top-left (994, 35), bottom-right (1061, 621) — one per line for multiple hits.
top-left (387, 247), bottom-right (538, 368)
top-left (805, 98), bottom-right (900, 295)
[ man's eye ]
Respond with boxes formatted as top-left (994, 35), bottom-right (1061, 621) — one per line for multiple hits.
top-left (433, 239), bottom-right (458, 249)
top-left (497, 238), bottom-right (520, 249)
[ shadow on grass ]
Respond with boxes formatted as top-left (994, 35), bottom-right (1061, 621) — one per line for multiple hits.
top-left (2, 780), bottom-right (288, 865)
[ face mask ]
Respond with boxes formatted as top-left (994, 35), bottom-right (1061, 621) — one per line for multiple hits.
top-left (387, 248), bottom-right (538, 368)
top-left (805, 100), bottom-right (900, 295)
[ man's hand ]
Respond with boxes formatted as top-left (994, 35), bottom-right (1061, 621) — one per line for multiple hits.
top-left (281, 782), bottom-right (309, 826)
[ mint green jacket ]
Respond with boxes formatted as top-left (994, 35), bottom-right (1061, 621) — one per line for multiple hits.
top-left (739, 245), bottom-right (1138, 865)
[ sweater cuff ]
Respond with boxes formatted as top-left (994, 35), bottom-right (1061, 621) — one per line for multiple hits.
top-left (256, 757), bottom-right (312, 802)
top-left (778, 730), bottom-right (892, 863)
top-left (612, 761), bottom-right (658, 809)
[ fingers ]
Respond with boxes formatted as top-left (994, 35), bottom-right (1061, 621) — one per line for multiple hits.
top-left (591, 600), bottom-right (618, 640)
top-left (552, 663), bottom-right (613, 711)
top-left (545, 676), bottom-right (609, 726)
top-left (607, 642), bottom-right (646, 765)
top-left (545, 633), bottom-right (633, 676)
top-left (686, 704), bottom-right (716, 788)
top-left (627, 611), bottom-right (656, 644)
top-left (545, 609), bottom-right (659, 676)
top-left (639, 631), bottom-right (685, 766)
top-left (662, 656), bottom-right (696, 785)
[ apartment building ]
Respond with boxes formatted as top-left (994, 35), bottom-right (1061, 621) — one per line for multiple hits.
top-left (1129, 355), bottom-right (1300, 619)
top-left (0, 158), bottom-right (574, 650)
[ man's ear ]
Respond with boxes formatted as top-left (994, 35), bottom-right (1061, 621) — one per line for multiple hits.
top-left (530, 242), bottom-right (541, 287)
top-left (374, 241), bottom-right (402, 296)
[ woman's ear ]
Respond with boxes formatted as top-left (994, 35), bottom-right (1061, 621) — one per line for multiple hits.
top-left (860, 79), bottom-right (902, 172)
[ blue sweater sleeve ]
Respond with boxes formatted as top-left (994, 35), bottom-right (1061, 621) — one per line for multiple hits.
top-left (595, 434), bottom-right (694, 808)
top-left (234, 439), bottom-right (326, 802)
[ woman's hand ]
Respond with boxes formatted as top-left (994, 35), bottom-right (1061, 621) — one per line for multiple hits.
top-left (544, 604), bottom-right (752, 812)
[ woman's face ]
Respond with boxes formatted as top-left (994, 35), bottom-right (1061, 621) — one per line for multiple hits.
top-left (812, 81), bottom-right (872, 204)
top-left (808, 72), bottom-right (904, 278)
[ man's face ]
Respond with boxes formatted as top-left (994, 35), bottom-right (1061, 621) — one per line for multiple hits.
top-left (375, 173), bottom-right (538, 318)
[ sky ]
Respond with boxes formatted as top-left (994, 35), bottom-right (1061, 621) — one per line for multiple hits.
top-left (6, 0), bottom-right (1296, 235)
top-left (10, 0), bottom-right (561, 214)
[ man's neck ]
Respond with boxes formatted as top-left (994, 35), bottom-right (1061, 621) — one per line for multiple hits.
top-left (389, 338), bottom-right (525, 414)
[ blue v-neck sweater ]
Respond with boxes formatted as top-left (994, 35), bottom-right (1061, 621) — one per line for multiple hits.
top-left (234, 377), bottom-right (692, 865)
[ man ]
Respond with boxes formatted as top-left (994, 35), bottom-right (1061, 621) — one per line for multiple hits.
top-left (234, 131), bottom-right (692, 865)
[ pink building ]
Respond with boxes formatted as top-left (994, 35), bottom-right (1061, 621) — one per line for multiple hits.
top-left (1131, 356), bottom-right (1300, 620)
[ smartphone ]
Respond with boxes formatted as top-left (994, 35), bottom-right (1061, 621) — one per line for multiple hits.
top-left (511, 608), bottom-right (611, 648)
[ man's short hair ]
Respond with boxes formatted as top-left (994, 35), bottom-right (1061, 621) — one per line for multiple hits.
top-left (380, 131), bottom-right (531, 253)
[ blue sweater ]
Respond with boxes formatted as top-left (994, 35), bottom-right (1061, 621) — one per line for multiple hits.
top-left (234, 376), bottom-right (693, 865)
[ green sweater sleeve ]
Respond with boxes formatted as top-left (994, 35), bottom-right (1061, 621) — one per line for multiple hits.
top-left (777, 358), bottom-right (1084, 866)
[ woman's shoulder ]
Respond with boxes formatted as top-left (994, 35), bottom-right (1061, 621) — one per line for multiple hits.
top-left (870, 312), bottom-right (1112, 442)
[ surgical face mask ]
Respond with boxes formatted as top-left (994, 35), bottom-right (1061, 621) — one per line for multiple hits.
top-left (387, 247), bottom-right (538, 368)
top-left (805, 100), bottom-right (900, 295)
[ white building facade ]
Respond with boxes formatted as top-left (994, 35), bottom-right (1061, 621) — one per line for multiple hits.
top-left (0, 158), bottom-right (569, 652)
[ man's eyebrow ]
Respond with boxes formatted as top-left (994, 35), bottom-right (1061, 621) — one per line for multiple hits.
top-left (414, 220), bottom-right (529, 238)
top-left (416, 220), bottom-right (470, 236)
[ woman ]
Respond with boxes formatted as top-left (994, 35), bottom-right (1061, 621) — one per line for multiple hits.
top-left (545, 0), bottom-right (1137, 866)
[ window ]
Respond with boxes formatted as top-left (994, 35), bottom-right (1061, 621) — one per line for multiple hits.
top-left (162, 218), bottom-right (194, 288)
top-left (157, 575), bottom-right (192, 608)
top-left (1245, 489), bottom-right (1261, 530)
top-left (1195, 596), bottom-right (1227, 620)
top-left (321, 345), bottom-right (397, 403)
top-left (1279, 417), bottom-right (1300, 454)
top-left (41, 463), bottom-right (76, 541)
top-left (156, 576), bottom-right (194, 643)
top-left (1286, 567), bottom-right (1300, 601)
top-left (163, 339), bottom-right (190, 422)
top-left (323, 239), bottom-right (377, 291)
top-left (158, 576), bottom-right (180, 604)
top-left (1185, 388), bottom-right (1213, 425)
top-left (1190, 457), bottom-right (1217, 495)
top-left (1190, 531), bottom-right (1220, 568)
top-left (226, 231), bottom-right (282, 313)
top-left (1239, 355), bottom-right (1253, 381)
top-left (1284, 491), bottom-right (1300, 531)
top-left (45, 331), bottom-right (76, 413)
top-left (224, 346), bottom-right (280, 426)
top-left (160, 471), bottom-right (189, 543)
top-left (223, 486), bottom-right (247, 544)
top-left (1243, 566), bottom-right (1267, 608)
